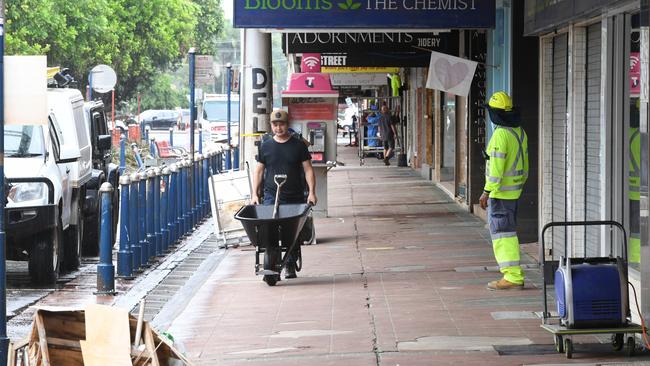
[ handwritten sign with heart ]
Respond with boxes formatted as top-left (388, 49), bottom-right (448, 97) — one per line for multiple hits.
top-left (426, 51), bottom-right (478, 97)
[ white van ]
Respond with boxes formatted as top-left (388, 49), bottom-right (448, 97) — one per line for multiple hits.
top-left (200, 94), bottom-right (240, 144)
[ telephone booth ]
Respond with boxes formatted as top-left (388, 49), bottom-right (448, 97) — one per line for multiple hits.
top-left (282, 73), bottom-right (338, 217)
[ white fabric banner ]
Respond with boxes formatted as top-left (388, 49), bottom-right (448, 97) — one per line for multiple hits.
top-left (426, 51), bottom-right (478, 97)
top-left (5, 56), bottom-right (48, 125)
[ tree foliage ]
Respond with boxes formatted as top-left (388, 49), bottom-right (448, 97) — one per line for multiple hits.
top-left (5, 0), bottom-right (226, 105)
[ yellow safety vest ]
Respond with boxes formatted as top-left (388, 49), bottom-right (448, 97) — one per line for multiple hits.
top-left (484, 126), bottom-right (528, 200)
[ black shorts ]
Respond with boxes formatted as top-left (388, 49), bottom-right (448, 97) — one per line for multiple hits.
top-left (383, 138), bottom-right (395, 150)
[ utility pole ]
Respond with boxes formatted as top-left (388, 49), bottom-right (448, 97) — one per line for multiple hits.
top-left (226, 63), bottom-right (232, 170)
top-left (0, 0), bottom-right (9, 364)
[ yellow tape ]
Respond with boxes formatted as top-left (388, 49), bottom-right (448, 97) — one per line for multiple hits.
top-left (240, 133), bottom-right (266, 137)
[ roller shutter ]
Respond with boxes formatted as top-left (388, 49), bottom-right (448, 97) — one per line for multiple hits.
top-left (584, 23), bottom-right (602, 257)
top-left (552, 34), bottom-right (568, 257)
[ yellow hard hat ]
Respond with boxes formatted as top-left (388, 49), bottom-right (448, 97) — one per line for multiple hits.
top-left (488, 91), bottom-right (513, 111)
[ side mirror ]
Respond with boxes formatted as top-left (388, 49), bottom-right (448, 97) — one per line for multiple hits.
top-left (57, 144), bottom-right (81, 164)
top-left (97, 135), bottom-right (112, 151)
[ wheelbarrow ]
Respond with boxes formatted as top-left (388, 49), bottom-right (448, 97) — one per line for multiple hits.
top-left (234, 175), bottom-right (312, 286)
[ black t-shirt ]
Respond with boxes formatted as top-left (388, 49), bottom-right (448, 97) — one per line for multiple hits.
top-left (258, 137), bottom-right (311, 203)
top-left (378, 112), bottom-right (394, 141)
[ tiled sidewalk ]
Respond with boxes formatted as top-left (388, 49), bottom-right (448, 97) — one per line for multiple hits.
top-left (167, 145), bottom-right (650, 365)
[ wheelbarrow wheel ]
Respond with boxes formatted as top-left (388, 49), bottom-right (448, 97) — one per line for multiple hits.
top-left (263, 248), bottom-right (280, 286)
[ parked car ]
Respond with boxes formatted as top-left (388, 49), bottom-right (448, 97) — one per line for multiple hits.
top-left (83, 100), bottom-right (119, 256)
top-left (139, 109), bottom-right (178, 130)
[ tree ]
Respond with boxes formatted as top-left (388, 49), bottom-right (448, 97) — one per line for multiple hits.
top-left (135, 73), bottom-right (188, 111)
top-left (4, 0), bottom-right (219, 104)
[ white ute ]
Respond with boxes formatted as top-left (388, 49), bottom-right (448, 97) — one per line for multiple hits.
top-left (5, 87), bottom-right (92, 284)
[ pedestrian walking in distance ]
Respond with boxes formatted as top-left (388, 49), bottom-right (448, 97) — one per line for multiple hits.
top-left (479, 91), bottom-right (529, 291)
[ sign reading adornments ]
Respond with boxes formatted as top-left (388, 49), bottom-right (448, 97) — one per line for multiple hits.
top-left (284, 31), bottom-right (458, 53)
top-left (235, 0), bottom-right (495, 29)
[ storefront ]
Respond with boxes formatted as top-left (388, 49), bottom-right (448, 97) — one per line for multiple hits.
top-left (525, 0), bottom-right (649, 314)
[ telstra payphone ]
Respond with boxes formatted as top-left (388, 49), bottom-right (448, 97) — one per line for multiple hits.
top-left (307, 122), bottom-right (326, 163)
top-left (282, 73), bottom-right (338, 217)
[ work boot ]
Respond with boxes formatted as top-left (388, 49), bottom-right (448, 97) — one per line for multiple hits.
top-left (487, 278), bottom-right (523, 291)
top-left (285, 263), bottom-right (297, 279)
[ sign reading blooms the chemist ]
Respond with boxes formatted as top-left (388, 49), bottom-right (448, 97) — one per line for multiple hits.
top-left (235, 0), bottom-right (495, 28)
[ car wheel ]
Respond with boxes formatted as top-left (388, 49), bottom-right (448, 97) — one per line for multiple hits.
top-left (64, 198), bottom-right (83, 271)
top-left (82, 214), bottom-right (100, 256)
top-left (29, 215), bottom-right (63, 284)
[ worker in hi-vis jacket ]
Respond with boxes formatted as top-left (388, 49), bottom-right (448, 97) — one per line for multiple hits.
top-left (479, 91), bottom-right (529, 291)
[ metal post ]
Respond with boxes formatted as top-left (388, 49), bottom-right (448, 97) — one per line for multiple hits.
top-left (119, 134), bottom-right (126, 175)
top-left (153, 167), bottom-right (162, 256)
top-left (146, 169), bottom-right (155, 261)
top-left (129, 173), bottom-right (141, 271)
top-left (161, 168), bottom-right (170, 252)
top-left (189, 49), bottom-right (196, 233)
top-left (169, 164), bottom-right (178, 246)
top-left (169, 127), bottom-right (174, 146)
top-left (226, 63), bottom-right (232, 170)
top-left (0, 3), bottom-right (9, 362)
top-left (138, 172), bottom-right (148, 267)
top-left (116, 176), bottom-right (132, 278)
top-left (96, 183), bottom-right (116, 295)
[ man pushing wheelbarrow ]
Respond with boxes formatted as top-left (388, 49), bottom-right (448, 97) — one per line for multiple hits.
top-left (236, 109), bottom-right (317, 285)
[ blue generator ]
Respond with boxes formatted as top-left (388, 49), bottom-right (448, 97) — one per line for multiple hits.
top-left (555, 257), bottom-right (628, 329)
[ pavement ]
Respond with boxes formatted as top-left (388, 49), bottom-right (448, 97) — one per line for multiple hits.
top-left (163, 143), bottom-right (650, 365)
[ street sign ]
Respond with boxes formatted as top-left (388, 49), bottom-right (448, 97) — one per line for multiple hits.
top-left (195, 55), bottom-right (215, 84)
top-left (90, 64), bottom-right (117, 93)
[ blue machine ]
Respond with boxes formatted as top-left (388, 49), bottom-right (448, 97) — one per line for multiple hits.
top-left (554, 257), bottom-right (628, 328)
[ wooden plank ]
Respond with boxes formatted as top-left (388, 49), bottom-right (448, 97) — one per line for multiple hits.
top-left (143, 323), bottom-right (160, 366)
top-left (34, 312), bottom-right (50, 366)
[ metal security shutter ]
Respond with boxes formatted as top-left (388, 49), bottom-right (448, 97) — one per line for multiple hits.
top-left (552, 34), bottom-right (568, 257)
top-left (584, 23), bottom-right (602, 257)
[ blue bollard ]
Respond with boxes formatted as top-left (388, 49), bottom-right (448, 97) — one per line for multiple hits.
top-left (96, 182), bottom-right (116, 295)
top-left (176, 162), bottom-right (184, 238)
top-left (161, 167), bottom-right (170, 252)
top-left (146, 169), bottom-right (156, 261)
top-left (150, 138), bottom-right (156, 158)
top-left (138, 172), bottom-right (149, 267)
top-left (199, 128), bottom-right (203, 154)
top-left (233, 145), bottom-right (240, 170)
top-left (192, 156), bottom-right (199, 227)
top-left (182, 160), bottom-right (191, 234)
top-left (153, 167), bottom-right (163, 256)
top-left (196, 155), bottom-right (203, 222)
top-left (129, 173), bottom-right (141, 271)
top-left (119, 134), bottom-right (127, 175)
top-left (131, 143), bottom-right (144, 169)
top-left (116, 176), bottom-right (132, 279)
top-left (169, 127), bottom-right (174, 147)
top-left (225, 145), bottom-right (231, 171)
top-left (168, 164), bottom-right (178, 246)
top-left (202, 154), bottom-right (209, 218)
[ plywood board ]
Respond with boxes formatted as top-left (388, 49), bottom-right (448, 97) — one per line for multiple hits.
top-left (81, 304), bottom-right (131, 366)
